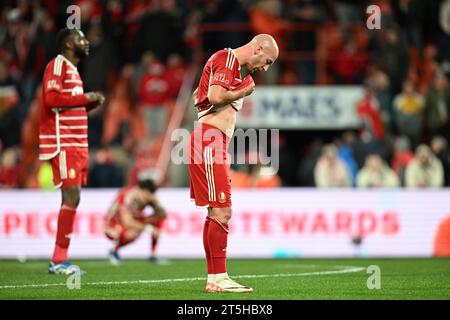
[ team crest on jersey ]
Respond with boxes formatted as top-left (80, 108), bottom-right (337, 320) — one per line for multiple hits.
top-left (69, 169), bottom-right (76, 179)
top-left (72, 86), bottom-right (84, 95)
top-left (218, 192), bottom-right (226, 203)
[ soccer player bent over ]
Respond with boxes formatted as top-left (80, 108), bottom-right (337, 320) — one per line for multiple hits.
top-left (103, 179), bottom-right (167, 265)
top-left (188, 34), bottom-right (279, 293)
top-left (39, 28), bottom-right (105, 275)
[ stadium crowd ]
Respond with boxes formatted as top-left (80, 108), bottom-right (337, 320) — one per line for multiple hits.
top-left (0, 0), bottom-right (449, 188)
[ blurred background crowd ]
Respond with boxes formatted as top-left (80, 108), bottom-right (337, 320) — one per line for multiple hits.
top-left (1, 0), bottom-right (450, 189)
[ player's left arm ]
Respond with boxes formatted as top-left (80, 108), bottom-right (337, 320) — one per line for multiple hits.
top-left (120, 206), bottom-right (145, 231)
top-left (208, 74), bottom-right (254, 106)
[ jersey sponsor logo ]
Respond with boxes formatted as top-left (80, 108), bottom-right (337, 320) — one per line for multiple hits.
top-left (213, 72), bottom-right (229, 85)
top-left (47, 80), bottom-right (60, 90)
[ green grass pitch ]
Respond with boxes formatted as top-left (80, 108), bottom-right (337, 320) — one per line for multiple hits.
top-left (0, 258), bottom-right (449, 299)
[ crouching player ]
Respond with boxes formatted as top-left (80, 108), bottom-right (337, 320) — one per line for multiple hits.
top-left (103, 179), bottom-right (167, 265)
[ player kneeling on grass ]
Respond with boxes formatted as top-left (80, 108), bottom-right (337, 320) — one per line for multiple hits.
top-left (103, 179), bottom-right (167, 265)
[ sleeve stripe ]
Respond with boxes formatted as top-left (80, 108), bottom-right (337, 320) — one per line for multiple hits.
top-left (53, 56), bottom-right (63, 76)
top-left (225, 49), bottom-right (231, 70)
top-left (226, 50), bottom-right (235, 70)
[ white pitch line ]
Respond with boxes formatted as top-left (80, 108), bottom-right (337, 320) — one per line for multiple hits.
top-left (0, 266), bottom-right (365, 290)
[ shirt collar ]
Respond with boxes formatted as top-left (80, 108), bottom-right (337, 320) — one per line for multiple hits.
top-left (57, 54), bottom-right (77, 70)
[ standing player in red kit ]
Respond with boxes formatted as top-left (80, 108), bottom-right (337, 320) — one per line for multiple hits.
top-left (188, 34), bottom-right (279, 292)
top-left (40, 28), bottom-right (105, 275)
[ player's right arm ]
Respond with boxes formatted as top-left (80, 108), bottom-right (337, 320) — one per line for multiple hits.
top-left (207, 51), bottom-right (255, 107)
top-left (208, 75), bottom-right (255, 107)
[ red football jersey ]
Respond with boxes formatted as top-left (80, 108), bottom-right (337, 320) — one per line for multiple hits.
top-left (194, 48), bottom-right (244, 118)
top-left (39, 54), bottom-right (89, 160)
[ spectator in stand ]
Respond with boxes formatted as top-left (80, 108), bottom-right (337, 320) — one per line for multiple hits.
top-left (76, 0), bottom-right (103, 26)
top-left (337, 132), bottom-right (359, 186)
top-left (249, 0), bottom-right (287, 84)
top-left (165, 53), bottom-right (187, 99)
top-left (357, 86), bottom-right (385, 142)
top-left (0, 148), bottom-right (20, 188)
top-left (393, 80), bottom-right (425, 148)
top-left (356, 86), bottom-right (387, 163)
top-left (19, 85), bottom-right (40, 186)
top-left (81, 22), bottom-right (118, 92)
top-left (22, 8), bottom-right (56, 120)
top-left (137, 0), bottom-right (182, 61)
top-left (356, 154), bottom-right (399, 188)
top-left (131, 51), bottom-right (156, 99)
top-left (417, 44), bottom-right (439, 95)
top-left (314, 144), bottom-right (352, 188)
top-left (0, 61), bottom-right (21, 149)
top-left (331, 34), bottom-right (368, 84)
top-left (297, 138), bottom-right (323, 187)
top-left (88, 146), bottom-right (124, 188)
top-left (430, 136), bottom-right (450, 186)
top-left (286, 0), bottom-right (326, 85)
top-left (365, 66), bottom-right (393, 134)
top-left (101, 0), bottom-right (126, 65)
top-left (137, 60), bottom-right (171, 140)
top-left (102, 64), bottom-right (134, 146)
top-left (391, 136), bottom-right (414, 186)
top-left (376, 26), bottom-right (410, 96)
top-left (425, 72), bottom-right (450, 139)
top-left (392, 0), bottom-right (423, 54)
top-left (405, 144), bottom-right (444, 188)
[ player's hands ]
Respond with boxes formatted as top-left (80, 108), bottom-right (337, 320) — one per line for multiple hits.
top-left (85, 92), bottom-right (100, 103)
top-left (236, 75), bottom-right (255, 97)
top-left (85, 92), bottom-right (105, 111)
top-left (95, 92), bottom-right (106, 106)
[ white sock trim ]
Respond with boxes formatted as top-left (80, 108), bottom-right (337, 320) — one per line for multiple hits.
top-left (207, 272), bottom-right (228, 283)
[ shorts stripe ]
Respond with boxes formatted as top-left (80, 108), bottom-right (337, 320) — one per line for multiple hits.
top-left (59, 150), bottom-right (67, 179)
top-left (204, 147), bottom-right (216, 202)
top-left (204, 147), bottom-right (212, 201)
top-left (207, 148), bottom-right (216, 201)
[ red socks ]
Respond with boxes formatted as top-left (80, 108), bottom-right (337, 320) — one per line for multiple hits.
top-left (151, 233), bottom-right (159, 256)
top-left (204, 216), bottom-right (229, 275)
top-left (114, 231), bottom-right (136, 251)
top-left (51, 204), bottom-right (77, 264)
top-left (203, 217), bottom-right (213, 273)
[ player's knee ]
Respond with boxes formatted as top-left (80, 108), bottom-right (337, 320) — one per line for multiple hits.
top-left (62, 186), bottom-right (81, 207)
top-left (211, 207), bottom-right (232, 224)
top-left (152, 228), bottom-right (161, 237)
top-left (125, 229), bottom-right (141, 240)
